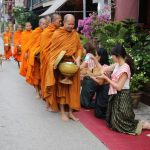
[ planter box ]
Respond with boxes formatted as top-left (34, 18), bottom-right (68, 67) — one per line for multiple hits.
top-left (131, 93), bottom-right (142, 108)
top-left (141, 81), bottom-right (150, 106)
top-left (141, 92), bottom-right (150, 106)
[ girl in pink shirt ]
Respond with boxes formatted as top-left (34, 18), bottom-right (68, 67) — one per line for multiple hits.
top-left (91, 45), bottom-right (150, 135)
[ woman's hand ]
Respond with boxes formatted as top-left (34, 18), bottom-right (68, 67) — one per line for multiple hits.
top-left (96, 74), bottom-right (107, 79)
top-left (90, 75), bottom-right (104, 85)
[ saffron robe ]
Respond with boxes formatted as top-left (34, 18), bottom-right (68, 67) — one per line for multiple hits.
top-left (26, 27), bottom-right (43, 86)
top-left (19, 30), bottom-right (32, 77)
top-left (3, 32), bottom-right (12, 59)
top-left (13, 30), bottom-right (22, 61)
top-left (40, 24), bottom-right (58, 100)
top-left (41, 27), bottom-right (83, 111)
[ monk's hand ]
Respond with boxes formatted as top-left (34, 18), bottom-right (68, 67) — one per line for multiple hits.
top-left (75, 56), bottom-right (81, 67)
top-left (24, 52), bottom-right (28, 60)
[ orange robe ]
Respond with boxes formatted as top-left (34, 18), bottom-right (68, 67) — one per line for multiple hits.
top-left (13, 31), bottom-right (22, 62)
top-left (41, 27), bottom-right (83, 111)
top-left (26, 27), bottom-right (43, 86)
top-left (40, 24), bottom-right (57, 62)
top-left (19, 30), bottom-right (32, 77)
top-left (3, 32), bottom-right (12, 59)
top-left (40, 24), bottom-right (57, 99)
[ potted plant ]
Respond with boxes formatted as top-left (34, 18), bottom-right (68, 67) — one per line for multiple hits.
top-left (130, 72), bottom-right (149, 108)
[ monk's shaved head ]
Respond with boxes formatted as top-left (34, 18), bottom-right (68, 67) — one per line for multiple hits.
top-left (45, 15), bottom-right (51, 24)
top-left (51, 14), bottom-right (61, 22)
top-left (25, 22), bottom-right (32, 31)
top-left (51, 13), bottom-right (62, 28)
top-left (64, 14), bottom-right (75, 23)
top-left (5, 26), bottom-right (9, 32)
top-left (25, 22), bottom-right (31, 26)
top-left (17, 24), bottom-right (22, 31)
top-left (39, 18), bottom-right (46, 25)
top-left (63, 14), bottom-right (75, 32)
top-left (39, 18), bottom-right (47, 30)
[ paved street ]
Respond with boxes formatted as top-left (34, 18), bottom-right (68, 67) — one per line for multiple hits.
top-left (0, 38), bottom-right (108, 150)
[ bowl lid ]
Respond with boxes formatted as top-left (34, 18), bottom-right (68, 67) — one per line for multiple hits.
top-left (54, 50), bottom-right (66, 69)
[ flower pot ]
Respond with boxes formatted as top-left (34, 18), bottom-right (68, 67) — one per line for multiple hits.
top-left (130, 92), bottom-right (142, 108)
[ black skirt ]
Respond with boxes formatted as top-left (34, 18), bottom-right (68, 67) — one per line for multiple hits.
top-left (106, 90), bottom-right (142, 135)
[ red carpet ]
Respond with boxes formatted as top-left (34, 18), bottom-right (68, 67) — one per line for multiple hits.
top-left (75, 109), bottom-right (150, 150)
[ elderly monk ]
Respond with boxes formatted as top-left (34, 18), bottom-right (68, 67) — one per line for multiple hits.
top-left (13, 24), bottom-right (22, 65)
top-left (40, 13), bottom-right (62, 102)
top-left (19, 22), bottom-right (32, 77)
top-left (26, 18), bottom-right (47, 98)
top-left (2, 26), bottom-right (12, 59)
top-left (41, 14), bottom-right (83, 121)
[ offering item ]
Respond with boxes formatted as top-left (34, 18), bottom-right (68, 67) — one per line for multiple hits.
top-left (81, 67), bottom-right (103, 77)
top-left (54, 50), bottom-right (78, 84)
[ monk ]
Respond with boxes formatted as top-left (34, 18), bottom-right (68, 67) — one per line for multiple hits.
top-left (19, 22), bottom-right (32, 77)
top-left (41, 14), bottom-right (83, 121)
top-left (26, 18), bottom-right (47, 98)
top-left (13, 24), bottom-right (22, 65)
top-left (40, 13), bottom-right (62, 103)
top-left (45, 15), bottom-right (51, 25)
top-left (2, 26), bottom-right (12, 59)
top-left (40, 14), bottom-right (62, 61)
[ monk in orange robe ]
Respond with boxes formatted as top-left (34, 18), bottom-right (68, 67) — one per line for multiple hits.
top-left (19, 22), bottom-right (32, 77)
top-left (13, 24), bottom-right (22, 65)
top-left (41, 14), bottom-right (83, 121)
top-left (26, 18), bottom-right (47, 98)
top-left (40, 14), bottom-right (62, 61)
top-left (2, 26), bottom-right (12, 59)
top-left (40, 14), bottom-right (62, 102)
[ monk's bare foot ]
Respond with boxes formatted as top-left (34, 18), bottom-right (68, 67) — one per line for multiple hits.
top-left (141, 120), bottom-right (150, 130)
top-left (61, 113), bottom-right (69, 121)
top-left (68, 113), bottom-right (79, 121)
top-left (46, 107), bottom-right (52, 112)
top-left (36, 94), bottom-right (40, 99)
top-left (46, 106), bottom-right (58, 113)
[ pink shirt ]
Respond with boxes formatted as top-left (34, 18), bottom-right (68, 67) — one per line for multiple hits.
top-left (109, 63), bottom-right (131, 95)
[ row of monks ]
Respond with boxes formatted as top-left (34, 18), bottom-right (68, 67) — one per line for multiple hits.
top-left (2, 14), bottom-right (83, 121)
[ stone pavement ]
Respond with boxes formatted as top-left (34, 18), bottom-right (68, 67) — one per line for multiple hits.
top-left (0, 37), bottom-right (150, 150)
top-left (134, 103), bottom-right (150, 122)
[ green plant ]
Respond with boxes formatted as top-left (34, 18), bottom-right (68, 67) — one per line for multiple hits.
top-left (80, 34), bottom-right (89, 46)
top-left (128, 33), bottom-right (150, 77)
top-left (95, 22), bottom-right (127, 52)
top-left (13, 6), bottom-right (35, 27)
top-left (130, 72), bottom-right (149, 93)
